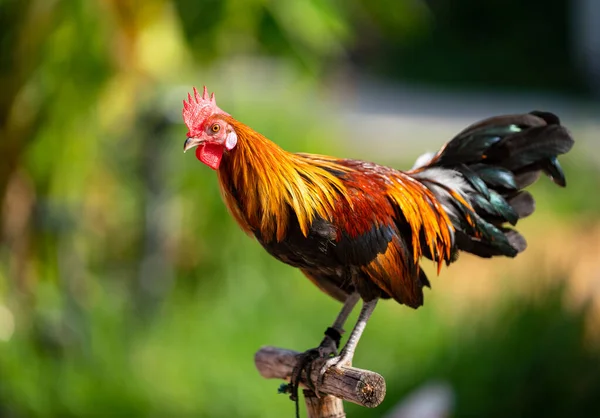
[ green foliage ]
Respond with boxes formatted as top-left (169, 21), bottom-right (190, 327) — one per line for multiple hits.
top-left (350, 285), bottom-right (600, 418)
top-left (361, 0), bottom-right (586, 94)
top-left (3, 275), bottom-right (599, 417)
top-left (173, 0), bottom-right (352, 74)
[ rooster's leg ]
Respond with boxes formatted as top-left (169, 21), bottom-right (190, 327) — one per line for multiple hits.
top-left (318, 291), bottom-right (361, 355)
top-left (315, 298), bottom-right (378, 391)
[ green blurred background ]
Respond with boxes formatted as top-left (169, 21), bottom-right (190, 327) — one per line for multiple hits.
top-left (1, 0), bottom-right (600, 416)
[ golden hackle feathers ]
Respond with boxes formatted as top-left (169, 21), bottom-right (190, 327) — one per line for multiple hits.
top-left (218, 117), bottom-right (352, 242)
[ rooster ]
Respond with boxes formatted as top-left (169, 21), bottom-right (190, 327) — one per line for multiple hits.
top-left (182, 86), bottom-right (574, 390)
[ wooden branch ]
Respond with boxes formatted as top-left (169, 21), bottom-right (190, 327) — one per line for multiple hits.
top-left (303, 390), bottom-right (345, 418)
top-left (254, 346), bottom-right (386, 408)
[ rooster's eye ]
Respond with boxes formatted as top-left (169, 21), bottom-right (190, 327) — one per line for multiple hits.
top-left (211, 124), bottom-right (220, 133)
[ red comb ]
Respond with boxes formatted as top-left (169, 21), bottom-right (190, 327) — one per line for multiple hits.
top-left (182, 86), bottom-right (229, 137)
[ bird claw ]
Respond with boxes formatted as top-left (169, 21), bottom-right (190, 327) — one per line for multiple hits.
top-left (289, 336), bottom-right (339, 399)
top-left (319, 355), bottom-right (348, 376)
top-left (313, 352), bottom-right (352, 394)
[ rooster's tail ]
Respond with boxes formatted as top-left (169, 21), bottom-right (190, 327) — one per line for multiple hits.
top-left (410, 111), bottom-right (574, 259)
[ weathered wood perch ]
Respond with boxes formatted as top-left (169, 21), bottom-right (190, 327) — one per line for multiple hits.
top-left (254, 346), bottom-right (386, 410)
top-left (303, 389), bottom-right (346, 418)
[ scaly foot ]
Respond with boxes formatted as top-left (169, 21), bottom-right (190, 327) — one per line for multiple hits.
top-left (313, 349), bottom-right (353, 394)
top-left (289, 333), bottom-right (339, 400)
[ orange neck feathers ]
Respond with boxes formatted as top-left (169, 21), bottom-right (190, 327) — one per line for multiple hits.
top-left (217, 118), bottom-right (351, 242)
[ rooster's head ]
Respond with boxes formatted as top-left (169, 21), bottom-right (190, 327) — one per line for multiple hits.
top-left (182, 86), bottom-right (237, 170)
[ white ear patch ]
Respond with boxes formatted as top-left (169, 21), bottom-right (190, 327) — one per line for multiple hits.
top-left (225, 130), bottom-right (237, 150)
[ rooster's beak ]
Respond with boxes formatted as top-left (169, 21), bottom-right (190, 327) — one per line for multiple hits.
top-left (183, 137), bottom-right (203, 153)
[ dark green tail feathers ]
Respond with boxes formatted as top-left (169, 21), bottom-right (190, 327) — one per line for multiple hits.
top-left (412, 111), bottom-right (574, 259)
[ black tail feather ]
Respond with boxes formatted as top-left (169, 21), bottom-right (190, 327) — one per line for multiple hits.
top-left (415, 110), bottom-right (573, 259)
top-left (514, 170), bottom-right (541, 189)
top-left (485, 125), bottom-right (573, 172)
top-left (506, 191), bottom-right (535, 219)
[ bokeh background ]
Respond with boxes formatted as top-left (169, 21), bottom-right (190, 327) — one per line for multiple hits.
top-left (1, 0), bottom-right (600, 417)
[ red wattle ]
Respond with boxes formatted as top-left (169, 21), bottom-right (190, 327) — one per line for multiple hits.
top-left (196, 143), bottom-right (224, 170)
